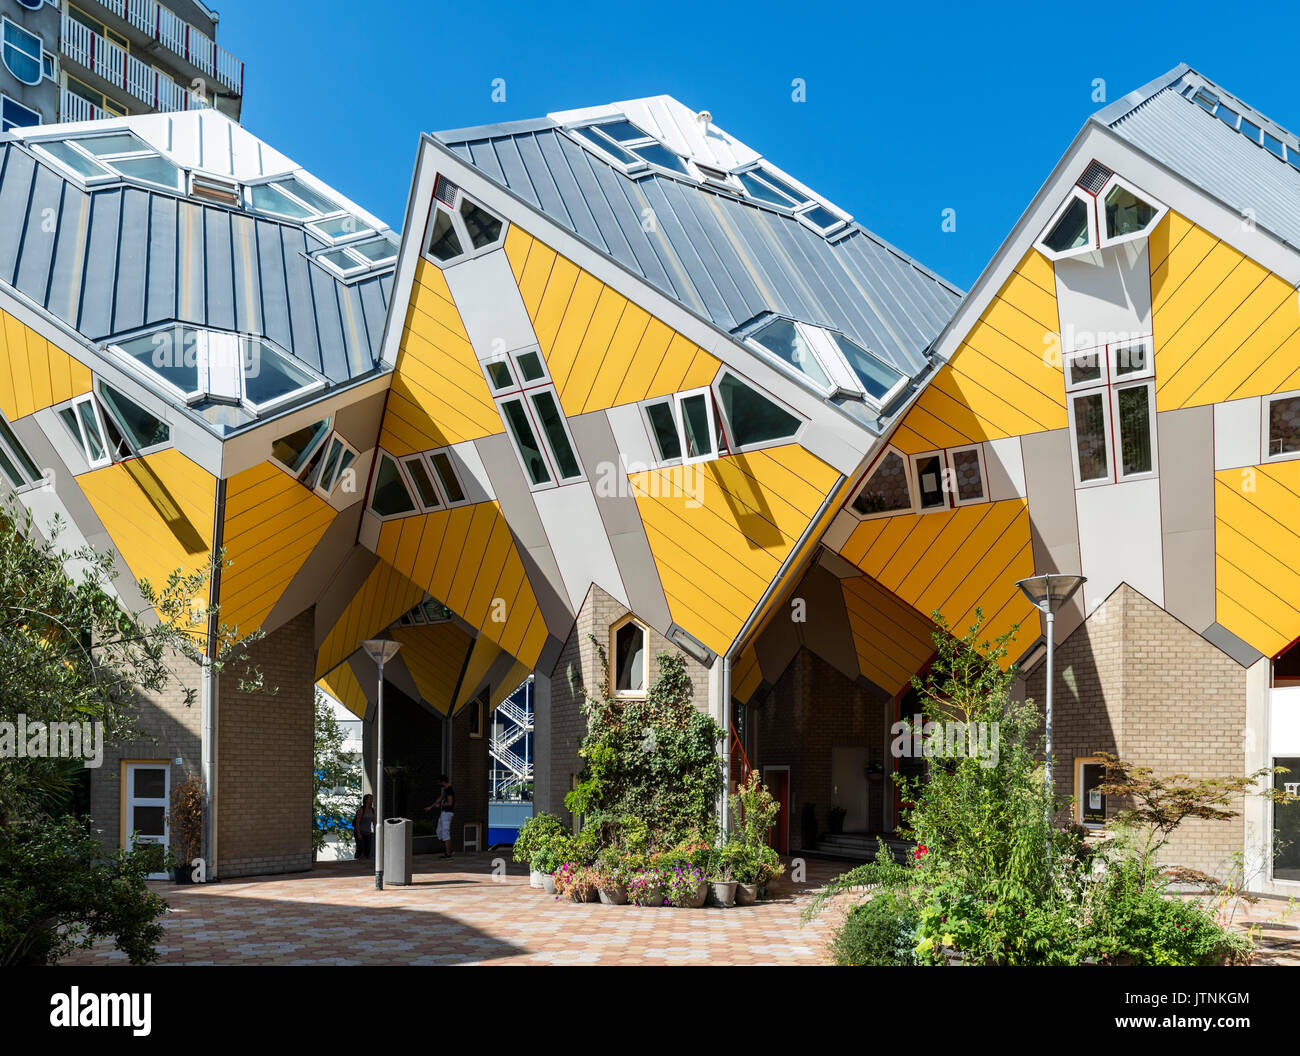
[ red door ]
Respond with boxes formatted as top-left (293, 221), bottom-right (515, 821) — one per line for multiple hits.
top-left (765, 768), bottom-right (790, 854)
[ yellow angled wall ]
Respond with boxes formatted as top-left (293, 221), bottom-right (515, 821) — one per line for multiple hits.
top-left (389, 620), bottom-right (473, 715)
top-left (319, 665), bottom-right (368, 719)
top-left (504, 227), bottom-right (721, 417)
top-left (316, 558), bottom-right (425, 679)
top-left (219, 462), bottom-right (337, 634)
top-left (0, 308), bottom-right (92, 422)
top-left (1214, 461), bottom-right (1300, 658)
top-left (841, 575), bottom-right (937, 696)
top-left (1150, 212), bottom-right (1300, 411)
top-left (628, 444), bottom-right (841, 656)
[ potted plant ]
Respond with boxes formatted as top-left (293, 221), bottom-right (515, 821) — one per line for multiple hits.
top-left (513, 812), bottom-right (563, 888)
top-left (167, 773), bottom-right (203, 884)
top-left (531, 831), bottom-right (573, 895)
top-left (666, 863), bottom-right (708, 908)
top-left (627, 867), bottom-right (665, 907)
top-left (595, 850), bottom-right (630, 905)
top-left (707, 845), bottom-right (739, 907)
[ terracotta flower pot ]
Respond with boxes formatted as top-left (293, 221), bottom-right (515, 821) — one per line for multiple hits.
top-left (683, 880), bottom-right (708, 908)
top-left (634, 886), bottom-right (664, 907)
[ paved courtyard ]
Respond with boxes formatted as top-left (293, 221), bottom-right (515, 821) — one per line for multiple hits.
top-left (63, 853), bottom-right (844, 966)
top-left (61, 852), bottom-right (1300, 966)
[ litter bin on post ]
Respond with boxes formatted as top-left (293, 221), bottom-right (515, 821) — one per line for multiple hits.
top-left (383, 818), bottom-right (412, 885)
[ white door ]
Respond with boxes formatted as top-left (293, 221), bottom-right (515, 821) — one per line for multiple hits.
top-left (831, 747), bottom-right (869, 832)
top-left (126, 763), bottom-right (170, 880)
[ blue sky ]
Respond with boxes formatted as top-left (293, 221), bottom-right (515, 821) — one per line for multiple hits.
top-left (215, 0), bottom-right (1300, 290)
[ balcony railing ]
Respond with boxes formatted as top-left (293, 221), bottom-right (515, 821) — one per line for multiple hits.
top-left (61, 14), bottom-right (208, 116)
top-left (97, 0), bottom-right (244, 95)
top-left (59, 86), bottom-right (107, 123)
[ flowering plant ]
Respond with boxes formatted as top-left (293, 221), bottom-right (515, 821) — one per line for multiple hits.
top-left (665, 864), bottom-right (705, 907)
top-left (551, 862), bottom-right (581, 900)
top-left (627, 868), bottom-right (666, 906)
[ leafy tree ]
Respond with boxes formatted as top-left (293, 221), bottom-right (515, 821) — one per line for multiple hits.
top-left (313, 689), bottom-right (360, 855)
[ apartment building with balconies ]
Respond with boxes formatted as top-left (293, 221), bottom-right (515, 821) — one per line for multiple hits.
top-left (1, 0), bottom-right (242, 132)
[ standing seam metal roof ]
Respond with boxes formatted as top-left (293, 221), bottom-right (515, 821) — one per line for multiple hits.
top-left (436, 122), bottom-right (962, 376)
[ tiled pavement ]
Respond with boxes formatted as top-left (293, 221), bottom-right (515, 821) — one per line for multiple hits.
top-left (60, 853), bottom-right (1300, 966)
top-left (62, 853), bottom-right (844, 966)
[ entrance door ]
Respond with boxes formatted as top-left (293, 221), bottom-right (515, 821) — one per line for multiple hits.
top-left (832, 747), bottom-right (869, 831)
top-left (126, 763), bottom-right (170, 879)
top-left (764, 767), bottom-right (789, 854)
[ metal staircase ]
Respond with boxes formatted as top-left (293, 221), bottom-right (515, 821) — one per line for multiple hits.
top-left (490, 678), bottom-right (534, 801)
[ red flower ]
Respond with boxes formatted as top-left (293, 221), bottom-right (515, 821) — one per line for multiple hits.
top-left (913, 844), bottom-right (928, 861)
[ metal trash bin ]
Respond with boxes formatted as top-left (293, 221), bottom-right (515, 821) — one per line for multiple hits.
top-left (383, 817), bottom-right (412, 885)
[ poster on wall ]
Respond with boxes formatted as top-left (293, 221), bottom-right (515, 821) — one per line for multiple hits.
top-left (1273, 758), bottom-right (1300, 881)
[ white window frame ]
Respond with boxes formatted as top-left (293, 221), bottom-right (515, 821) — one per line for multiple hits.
top-left (710, 370), bottom-right (805, 455)
top-left (731, 163), bottom-right (849, 232)
top-left (28, 131), bottom-right (183, 191)
top-left (820, 328), bottom-right (910, 409)
top-left (1096, 174), bottom-right (1169, 252)
top-left (486, 348), bottom-right (583, 491)
top-left (245, 175), bottom-right (343, 222)
top-left (746, 316), bottom-right (904, 407)
top-left (269, 417), bottom-right (331, 477)
top-left (314, 433), bottom-right (358, 497)
top-left (368, 451), bottom-right (419, 521)
top-left (1067, 388), bottom-right (1115, 489)
top-left (401, 453), bottom-right (443, 512)
top-left (55, 392), bottom-right (113, 470)
top-left (947, 443), bottom-right (988, 507)
top-left (1264, 390), bottom-right (1300, 465)
top-left (96, 380), bottom-right (171, 457)
top-left (1075, 756), bottom-right (1107, 830)
top-left (311, 237), bottom-right (398, 281)
top-left (1, 17), bottom-right (54, 87)
top-left (675, 387), bottom-right (718, 467)
top-left (1110, 380), bottom-right (1158, 482)
top-left (0, 409), bottom-right (42, 491)
top-left (1063, 345), bottom-right (1107, 393)
top-left (640, 396), bottom-right (684, 468)
top-left (610, 615), bottom-right (649, 699)
top-left (848, 446), bottom-right (916, 521)
top-left (1, 93), bottom-right (41, 132)
top-left (422, 179), bottom-right (507, 269)
top-left (909, 450), bottom-right (951, 513)
top-left (568, 119), bottom-right (698, 181)
top-left (124, 761), bottom-right (170, 879)
top-left (1035, 185), bottom-right (1099, 262)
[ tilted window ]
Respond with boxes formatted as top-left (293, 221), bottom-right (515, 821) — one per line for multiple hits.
top-left (484, 347), bottom-right (582, 489)
top-left (1064, 338), bottom-right (1157, 486)
top-left (612, 618), bottom-right (647, 696)
top-left (0, 410), bottom-right (41, 490)
top-left (1267, 394), bottom-right (1300, 461)
top-left (716, 372), bottom-right (802, 450)
top-left (851, 449), bottom-right (912, 518)
top-left (1036, 168), bottom-right (1165, 262)
top-left (746, 316), bottom-right (905, 406)
top-left (369, 453), bottom-right (417, 518)
top-left (425, 176), bottom-right (506, 265)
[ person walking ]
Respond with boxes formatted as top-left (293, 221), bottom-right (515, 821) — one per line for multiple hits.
top-left (354, 793), bottom-right (376, 859)
top-left (424, 775), bottom-right (455, 860)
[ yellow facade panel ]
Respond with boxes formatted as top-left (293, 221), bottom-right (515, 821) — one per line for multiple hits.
top-left (318, 664), bottom-right (369, 719)
top-left (390, 621), bottom-right (473, 715)
top-left (0, 309), bottom-right (93, 422)
top-left (315, 559), bottom-right (425, 679)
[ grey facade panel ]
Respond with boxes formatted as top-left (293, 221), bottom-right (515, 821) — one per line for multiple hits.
top-left (111, 188), bottom-right (150, 334)
top-left (1203, 622), bottom-right (1266, 669)
top-left (144, 196), bottom-right (177, 325)
top-left (14, 162), bottom-right (61, 306)
top-left (0, 146), bottom-right (35, 285)
top-left (1158, 406), bottom-right (1216, 633)
top-left (79, 189), bottom-right (122, 338)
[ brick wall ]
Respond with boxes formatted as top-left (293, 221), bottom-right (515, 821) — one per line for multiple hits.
top-left (448, 698), bottom-right (490, 851)
top-left (750, 648), bottom-right (890, 849)
top-left (216, 608), bottom-right (315, 878)
top-left (1024, 584), bottom-right (1247, 877)
top-left (546, 585), bottom-right (712, 828)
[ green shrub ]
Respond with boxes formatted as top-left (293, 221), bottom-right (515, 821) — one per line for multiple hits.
top-left (831, 892), bottom-right (918, 966)
top-left (513, 812), bottom-right (563, 867)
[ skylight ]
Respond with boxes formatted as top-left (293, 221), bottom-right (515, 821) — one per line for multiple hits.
top-left (735, 165), bottom-right (847, 232)
top-left (1184, 83), bottom-right (1300, 172)
top-left (572, 119), bottom-right (692, 175)
top-left (33, 131), bottom-right (183, 191)
top-left (747, 317), bottom-right (905, 406)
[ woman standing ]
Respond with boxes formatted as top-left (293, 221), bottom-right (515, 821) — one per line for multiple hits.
top-left (354, 793), bottom-right (376, 859)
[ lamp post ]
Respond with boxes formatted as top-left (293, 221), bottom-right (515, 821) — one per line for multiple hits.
top-left (1015, 574), bottom-right (1086, 828)
top-left (363, 638), bottom-right (402, 891)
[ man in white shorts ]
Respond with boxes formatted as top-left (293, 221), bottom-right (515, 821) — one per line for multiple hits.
top-left (425, 774), bottom-right (455, 859)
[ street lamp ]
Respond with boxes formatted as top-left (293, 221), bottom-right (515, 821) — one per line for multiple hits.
top-left (363, 638), bottom-right (402, 891)
top-left (1015, 574), bottom-right (1086, 824)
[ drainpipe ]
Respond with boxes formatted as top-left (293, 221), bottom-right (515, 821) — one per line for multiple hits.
top-left (719, 654), bottom-right (731, 839)
top-left (202, 477), bottom-right (227, 880)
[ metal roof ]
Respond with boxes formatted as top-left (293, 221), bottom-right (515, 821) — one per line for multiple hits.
top-left (434, 98), bottom-right (962, 378)
top-left (1098, 65), bottom-right (1300, 254)
top-left (0, 110), bottom-right (395, 389)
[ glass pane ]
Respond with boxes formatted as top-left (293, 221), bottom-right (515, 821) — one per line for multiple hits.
top-left (0, 415), bottom-right (38, 479)
top-left (352, 238), bottom-right (396, 262)
top-left (801, 206), bottom-right (841, 230)
top-left (1068, 350), bottom-right (1104, 387)
top-left (1216, 106), bottom-right (1240, 130)
top-left (0, 443), bottom-right (23, 488)
top-left (431, 452), bottom-right (466, 503)
top-left (952, 449), bottom-right (984, 502)
top-left (460, 198), bottom-right (502, 248)
top-left (738, 170), bottom-right (796, 206)
top-left (428, 208), bottom-right (463, 261)
top-left (132, 767), bottom-right (166, 799)
top-left (277, 177), bottom-right (338, 215)
top-left (271, 418), bottom-right (329, 473)
top-left (370, 454), bottom-right (416, 516)
top-left (752, 168), bottom-right (809, 205)
top-left (502, 399), bottom-right (550, 485)
top-left (57, 407), bottom-right (82, 451)
top-left (573, 125), bottom-right (637, 164)
top-left (313, 214), bottom-right (366, 239)
top-left (1117, 386), bottom-right (1152, 476)
top-left (851, 451), bottom-right (911, 516)
top-left (829, 333), bottom-right (904, 400)
top-left (914, 454), bottom-right (945, 509)
top-left (615, 622), bottom-right (645, 693)
top-left (645, 402), bottom-right (681, 462)
top-left (631, 142), bottom-right (690, 175)
top-left (317, 438), bottom-right (343, 492)
top-left (1113, 341), bottom-right (1149, 377)
top-left (243, 341), bottom-right (315, 406)
top-left (251, 182), bottom-right (312, 219)
top-left (516, 351), bottom-right (545, 382)
top-left (1239, 118), bottom-right (1261, 144)
top-left (592, 120), bottom-right (645, 143)
top-left (486, 361), bottom-right (513, 390)
top-left (1044, 197), bottom-right (1091, 253)
top-left (79, 132), bottom-right (147, 156)
top-left (1073, 392), bottom-right (1109, 481)
top-left (1269, 396), bottom-right (1300, 456)
top-left (99, 384), bottom-right (170, 450)
top-left (3, 24), bottom-right (41, 85)
top-left (753, 319), bottom-right (830, 388)
top-left (132, 806), bottom-right (165, 836)
top-left (75, 401), bottom-right (106, 462)
top-left (1104, 184), bottom-right (1158, 239)
top-left (530, 391), bottom-right (580, 478)
top-left (40, 140), bottom-right (110, 178)
top-left (679, 393), bottom-right (713, 460)
top-left (404, 457), bottom-right (441, 508)
top-left (718, 374), bottom-right (800, 447)
top-left (318, 248), bottom-right (360, 272)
